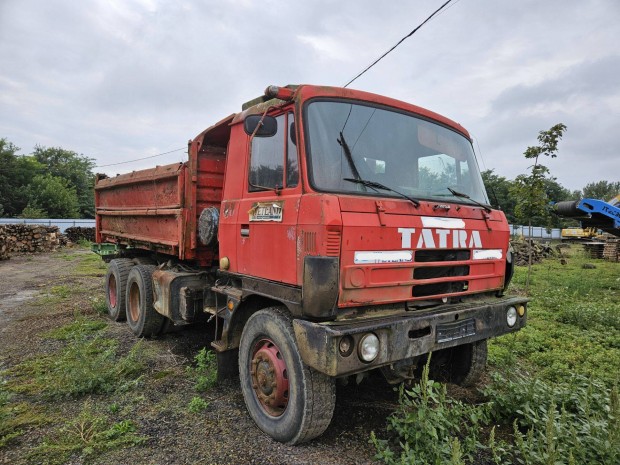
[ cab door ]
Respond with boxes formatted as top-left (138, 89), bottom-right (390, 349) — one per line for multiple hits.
top-left (236, 111), bottom-right (301, 285)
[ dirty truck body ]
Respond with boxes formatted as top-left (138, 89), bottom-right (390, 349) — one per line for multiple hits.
top-left (94, 84), bottom-right (527, 444)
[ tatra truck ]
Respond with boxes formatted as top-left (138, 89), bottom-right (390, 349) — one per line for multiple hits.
top-left (93, 84), bottom-right (527, 444)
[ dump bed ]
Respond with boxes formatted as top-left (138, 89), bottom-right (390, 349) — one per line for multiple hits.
top-left (95, 117), bottom-right (232, 266)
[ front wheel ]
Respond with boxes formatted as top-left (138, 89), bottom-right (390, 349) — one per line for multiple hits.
top-left (239, 307), bottom-right (336, 444)
top-left (428, 339), bottom-right (488, 387)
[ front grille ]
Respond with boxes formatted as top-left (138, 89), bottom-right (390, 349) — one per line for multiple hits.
top-left (414, 265), bottom-right (469, 280)
top-left (412, 280), bottom-right (468, 297)
top-left (415, 249), bottom-right (470, 262)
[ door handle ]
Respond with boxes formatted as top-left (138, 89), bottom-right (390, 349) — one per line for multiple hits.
top-left (240, 224), bottom-right (250, 237)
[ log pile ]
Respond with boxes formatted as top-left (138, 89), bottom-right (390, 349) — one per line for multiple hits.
top-left (64, 226), bottom-right (96, 243)
top-left (511, 238), bottom-right (555, 266)
top-left (0, 224), bottom-right (61, 260)
top-left (602, 238), bottom-right (619, 262)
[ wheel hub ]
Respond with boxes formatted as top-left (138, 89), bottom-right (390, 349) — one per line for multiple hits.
top-left (250, 339), bottom-right (289, 416)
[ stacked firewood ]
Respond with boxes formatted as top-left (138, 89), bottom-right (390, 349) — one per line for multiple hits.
top-left (64, 226), bottom-right (96, 243)
top-left (511, 237), bottom-right (555, 266)
top-left (0, 224), bottom-right (61, 260)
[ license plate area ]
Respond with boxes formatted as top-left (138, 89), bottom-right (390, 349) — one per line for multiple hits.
top-left (436, 318), bottom-right (476, 343)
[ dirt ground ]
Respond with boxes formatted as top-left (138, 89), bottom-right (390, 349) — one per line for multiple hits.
top-left (0, 248), bottom-right (398, 465)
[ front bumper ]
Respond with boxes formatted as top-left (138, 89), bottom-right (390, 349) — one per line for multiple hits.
top-left (293, 296), bottom-right (527, 377)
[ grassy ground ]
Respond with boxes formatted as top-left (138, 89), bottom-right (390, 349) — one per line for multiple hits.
top-left (373, 244), bottom-right (620, 464)
top-left (489, 245), bottom-right (620, 386)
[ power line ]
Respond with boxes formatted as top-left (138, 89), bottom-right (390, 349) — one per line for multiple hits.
top-left (94, 147), bottom-right (186, 168)
top-left (344, 0), bottom-right (454, 88)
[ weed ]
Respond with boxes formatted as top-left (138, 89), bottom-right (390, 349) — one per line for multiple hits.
top-left (90, 296), bottom-right (108, 316)
top-left (77, 238), bottom-right (93, 248)
top-left (8, 337), bottom-right (145, 399)
top-left (45, 316), bottom-right (107, 340)
top-left (373, 368), bottom-right (620, 464)
top-left (75, 253), bottom-right (107, 276)
top-left (371, 357), bottom-right (489, 464)
top-left (187, 348), bottom-right (217, 392)
top-left (0, 379), bottom-right (48, 448)
top-left (50, 285), bottom-right (71, 299)
top-left (29, 403), bottom-right (146, 465)
top-left (108, 403), bottom-right (120, 414)
top-left (188, 396), bottom-right (210, 413)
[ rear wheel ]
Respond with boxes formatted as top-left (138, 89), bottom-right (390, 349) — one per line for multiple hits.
top-left (105, 258), bottom-right (133, 321)
top-left (125, 264), bottom-right (165, 337)
top-left (239, 307), bottom-right (336, 444)
top-left (428, 339), bottom-right (488, 387)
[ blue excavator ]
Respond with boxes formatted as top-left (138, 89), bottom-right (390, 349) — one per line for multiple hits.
top-left (554, 194), bottom-right (620, 238)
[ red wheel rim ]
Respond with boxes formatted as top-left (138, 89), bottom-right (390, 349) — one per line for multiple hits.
top-left (108, 274), bottom-right (117, 308)
top-left (128, 282), bottom-right (140, 322)
top-left (250, 338), bottom-right (289, 417)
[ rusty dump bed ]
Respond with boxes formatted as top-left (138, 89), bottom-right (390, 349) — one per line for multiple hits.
top-left (95, 116), bottom-right (232, 266)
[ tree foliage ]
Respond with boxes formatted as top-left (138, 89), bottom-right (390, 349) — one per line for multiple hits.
top-left (33, 146), bottom-right (96, 218)
top-left (0, 139), bottom-right (96, 219)
top-left (25, 174), bottom-right (80, 218)
top-left (509, 124), bottom-right (567, 227)
top-left (582, 180), bottom-right (620, 202)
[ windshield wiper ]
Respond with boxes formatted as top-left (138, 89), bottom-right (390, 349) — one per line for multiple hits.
top-left (447, 187), bottom-right (491, 213)
top-left (344, 178), bottom-right (420, 207)
top-left (337, 132), bottom-right (363, 184)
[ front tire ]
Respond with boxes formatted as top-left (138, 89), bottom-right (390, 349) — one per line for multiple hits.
top-left (105, 258), bottom-right (133, 321)
top-left (239, 307), bottom-right (336, 444)
top-left (125, 264), bottom-right (165, 337)
top-left (428, 339), bottom-right (488, 387)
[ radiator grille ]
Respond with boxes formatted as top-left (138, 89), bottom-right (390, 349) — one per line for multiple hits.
top-left (415, 249), bottom-right (470, 262)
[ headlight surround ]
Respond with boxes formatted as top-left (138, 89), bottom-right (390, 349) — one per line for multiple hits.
top-left (506, 306), bottom-right (518, 327)
top-left (358, 333), bottom-right (380, 362)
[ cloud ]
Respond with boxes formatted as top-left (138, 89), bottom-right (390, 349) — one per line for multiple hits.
top-left (0, 0), bottom-right (618, 190)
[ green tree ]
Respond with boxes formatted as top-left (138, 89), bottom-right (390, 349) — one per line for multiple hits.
top-left (481, 169), bottom-right (517, 223)
top-left (33, 146), bottom-right (96, 218)
top-left (25, 174), bottom-right (80, 218)
top-left (510, 123), bottom-right (567, 293)
top-left (582, 180), bottom-right (620, 201)
top-left (0, 139), bottom-right (43, 217)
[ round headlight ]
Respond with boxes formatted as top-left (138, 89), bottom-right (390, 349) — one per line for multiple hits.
top-left (506, 306), bottom-right (518, 327)
top-left (358, 333), bottom-right (380, 362)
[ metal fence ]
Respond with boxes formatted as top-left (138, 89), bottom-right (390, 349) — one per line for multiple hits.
top-left (0, 218), bottom-right (562, 240)
top-left (0, 218), bottom-right (96, 234)
top-left (509, 225), bottom-right (562, 240)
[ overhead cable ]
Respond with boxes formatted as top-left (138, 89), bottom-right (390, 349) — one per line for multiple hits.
top-left (94, 147), bottom-right (186, 168)
top-left (344, 0), bottom-right (454, 88)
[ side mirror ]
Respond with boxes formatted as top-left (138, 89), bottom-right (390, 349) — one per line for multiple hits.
top-left (244, 114), bottom-right (277, 137)
top-left (289, 122), bottom-right (296, 145)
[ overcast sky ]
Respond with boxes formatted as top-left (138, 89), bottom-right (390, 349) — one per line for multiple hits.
top-left (1, 0), bottom-right (618, 192)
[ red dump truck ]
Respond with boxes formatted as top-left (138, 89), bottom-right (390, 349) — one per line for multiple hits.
top-left (93, 84), bottom-right (527, 444)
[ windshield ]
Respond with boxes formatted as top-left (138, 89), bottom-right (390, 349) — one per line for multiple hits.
top-left (305, 100), bottom-right (489, 205)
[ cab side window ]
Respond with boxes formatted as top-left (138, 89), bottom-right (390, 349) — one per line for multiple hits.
top-left (249, 113), bottom-right (299, 191)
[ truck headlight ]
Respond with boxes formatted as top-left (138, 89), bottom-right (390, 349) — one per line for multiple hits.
top-left (358, 333), bottom-right (380, 362)
top-left (506, 306), bottom-right (518, 327)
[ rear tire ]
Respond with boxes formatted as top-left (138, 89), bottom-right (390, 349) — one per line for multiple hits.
top-left (428, 339), bottom-right (488, 387)
top-left (105, 258), bottom-right (133, 321)
top-left (239, 307), bottom-right (336, 444)
top-left (125, 264), bottom-right (165, 337)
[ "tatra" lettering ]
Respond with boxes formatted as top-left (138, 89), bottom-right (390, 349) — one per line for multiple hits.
top-left (397, 227), bottom-right (482, 249)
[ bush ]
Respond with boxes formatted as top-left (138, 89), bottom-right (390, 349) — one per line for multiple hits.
top-left (372, 363), bottom-right (620, 465)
